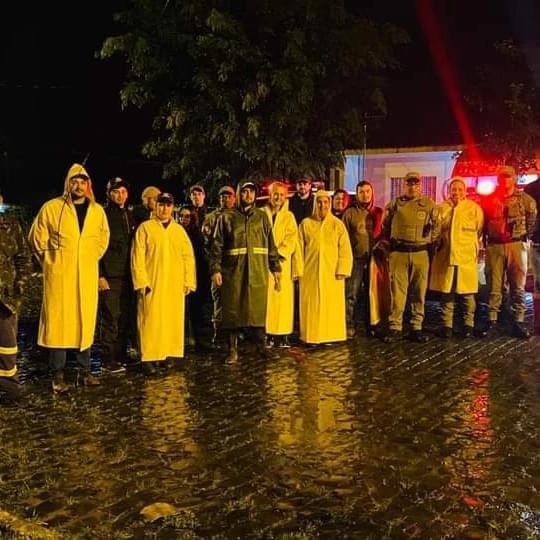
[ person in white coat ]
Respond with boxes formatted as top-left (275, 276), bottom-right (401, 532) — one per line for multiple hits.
top-left (298, 190), bottom-right (353, 344)
top-left (429, 177), bottom-right (483, 337)
top-left (131, 193), bottom-right (196, 375)
top-left (263, 181), bottom-right (302, 347)
top-left (28, 163), bottom-right (110, 393)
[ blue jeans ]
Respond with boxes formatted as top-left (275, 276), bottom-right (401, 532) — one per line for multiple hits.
top-left (346, 257), bottom-right (369, 327)
top-left (49, 348), bottom-right (91, 375)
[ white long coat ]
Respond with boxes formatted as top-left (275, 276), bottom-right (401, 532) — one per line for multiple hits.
top-left (429, 199), bottom-right (483, 294)
top-left (298, 214), bottom-right (353, 344)
top-left (28, 198), bottom-right (109, 350)
top-left (131, 218), bottom-right (196, 361)
top-left (263, 203), bottom-right (301, 335)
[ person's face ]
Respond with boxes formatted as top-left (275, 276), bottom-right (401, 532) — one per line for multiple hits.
top-left (449, 182), bottom-right (466, 204)
top-left (497, 173), bottom-right (516, 192)
top-left (316, 196), bottom-right (331, 219)
top-left (404, 180), bottom-right (421, 198)
top-left (70, 177), bottom-right (88, 201)
top-left (333, 192), bottom-right (347, 213)
top-left (190, 190), bottom-right (205, 207)
top-left (219, 192), bottom-right (235, 209)
top-left (156, 201), bottom-right (174, 222)
top-left (240, 187), bottom-right (256, 207)
top-left (179, 209), bottom-right (192, 227)
top-left (296, 180), bottom-right (312, 198)
top-left (270, 186), bottom-right (287, 210)
top-left (356, 185), bottom-right (373, 204)
top-left (109, 187), bottom-right (128, 208)
top-left (145, 195), bottom-right (159, 211)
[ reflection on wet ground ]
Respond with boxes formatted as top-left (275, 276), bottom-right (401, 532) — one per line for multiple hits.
top-left (1, 315), bottom-right (540, 538)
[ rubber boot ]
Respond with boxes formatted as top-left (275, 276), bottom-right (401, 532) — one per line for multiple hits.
top-left (226, 331), bottom-right (238, 363)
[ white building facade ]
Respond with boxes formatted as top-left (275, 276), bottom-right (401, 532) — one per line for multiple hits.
top-left (342, 145), bottom-right (463, 208)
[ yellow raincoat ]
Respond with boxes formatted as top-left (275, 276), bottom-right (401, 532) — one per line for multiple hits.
top-left (429, 198), bottom-right (484, 294)
top-left (28, 164), bottom-right (110, 350)
top-left (298, 200), bottom-right (353, 344)
top-left (263, 201), bottom-right (301, 335)
top-left (131, 218), bottom-right (196, 361)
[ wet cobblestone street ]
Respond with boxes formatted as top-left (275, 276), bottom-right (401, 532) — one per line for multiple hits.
top-left (1, 305), bottom-right (540, 538)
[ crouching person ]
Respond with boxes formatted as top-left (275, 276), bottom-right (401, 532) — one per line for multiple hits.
top-left (131, 193), bottom-right (196, 375)
top-left (0, 213), bottom-right (32, 403)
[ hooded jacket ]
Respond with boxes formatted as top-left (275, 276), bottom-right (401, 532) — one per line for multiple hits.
top-left (209, 181), bottom-right (281, 328)
top-left (298, 191), bottom-right (353, 343)
top-left (28, 163), bottom-right (110, 350)
top-left (342, 184), bottom-right (383, 259)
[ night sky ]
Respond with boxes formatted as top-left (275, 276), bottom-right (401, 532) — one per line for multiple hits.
top-left (1, 0), bottom-right (537, 205)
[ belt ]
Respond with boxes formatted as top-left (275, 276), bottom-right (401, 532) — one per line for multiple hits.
top-left (390, 241), bottom-right (429, 253)
top-left (488, 236), bottom-right (527, 245)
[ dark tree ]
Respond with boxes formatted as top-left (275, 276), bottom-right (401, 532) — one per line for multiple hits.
top-left (100, 0), bottom-right (407, 187)
top-left (466, 39), bottom-right (540, 170)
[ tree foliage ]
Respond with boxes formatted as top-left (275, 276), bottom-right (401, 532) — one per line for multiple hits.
top-left (100, 0), bottom-right (407, 187)
top-left (465, 39), bottom-right (540, 170)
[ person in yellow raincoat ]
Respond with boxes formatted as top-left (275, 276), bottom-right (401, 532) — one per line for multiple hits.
top-left (298, 190), bottom-right (353, 344)
top-left (28, 163), bottom-right (110, 393)
top-left (263, 181), bottom-right (302, 347)
top-left (131, 193), bottom-right (196, 375)
top-left (429, 177), bottom-right (484, 338)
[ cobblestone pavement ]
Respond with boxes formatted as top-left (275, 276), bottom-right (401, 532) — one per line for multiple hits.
top-left (1, 303), bottom-right (540, 539)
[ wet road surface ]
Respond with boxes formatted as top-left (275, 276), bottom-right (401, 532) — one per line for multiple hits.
top-left (1, 310), bottom-right (540, 538)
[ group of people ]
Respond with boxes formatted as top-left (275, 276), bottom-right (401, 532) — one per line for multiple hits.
top-left (0, 162), bottom-right (539, 401)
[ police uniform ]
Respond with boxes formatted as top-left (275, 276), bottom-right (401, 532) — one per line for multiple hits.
top-left (383, 173), bottom-right (440, 340)
top-left (482, 169), bottom-right (537, 333)
top-left (524, 177), bottom-right (540, 333)
top-left (0, 213), bottom-right (31, 400)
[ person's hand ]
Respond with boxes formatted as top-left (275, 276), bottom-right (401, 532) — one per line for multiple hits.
top-left (336, 274), bottom-right (346, 280)
top-left (212, 272), bottom-right (223, 287)
top-left (137, 286), bottom-right (151, 297)
top-left (98, 277), bottom-right (110, 291)
top-left (273, 271), bottom-right (282, 291)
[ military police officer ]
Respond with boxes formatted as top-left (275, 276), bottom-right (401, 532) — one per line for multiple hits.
top-left (480, 165), bottom-right (537, 338)
top-left (0, 209), bottom-right (32, 402)
top-left (381, 172), bottom-right (440, 342)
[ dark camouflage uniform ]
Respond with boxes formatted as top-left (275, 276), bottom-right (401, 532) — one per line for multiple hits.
top-left (0, 214), bottom-right (32, 399)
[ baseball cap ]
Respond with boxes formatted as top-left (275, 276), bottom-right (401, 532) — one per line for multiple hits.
top-left (156, 192), bottom-right (175, 204)
top-left (218, 185), bottom-right (235, 196)
top-left (106, 177), bottom-right (130, 192)
top-left (141, 186), bottom-right (161, 199)
top-left (497, 165), bottom-right (516, 177)
top-left (239, 181), bottom-right (258, 191)
top-left (189, 184), bottom-right (205, 194)
top-left (404, 172), bottom-right (421, 184)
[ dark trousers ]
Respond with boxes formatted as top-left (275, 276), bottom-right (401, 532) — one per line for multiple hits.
top-left (99, 277), bottom-right (134, 363)
top-left (49, 348), bottom-right (91, 374)
top-left (0, 306), bottom-right (20, 400)
top-left (346, 257), bottom-right (369, 328)
top-left (188, 288), bottom-right (212, 345)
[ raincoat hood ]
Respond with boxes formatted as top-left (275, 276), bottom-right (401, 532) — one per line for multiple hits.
top-left (63, 163), bottom-right (95, 202)
top-left (236, 180), bottom-right (259, 210)
top-left (312, 190), bottom-right (332, 220)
